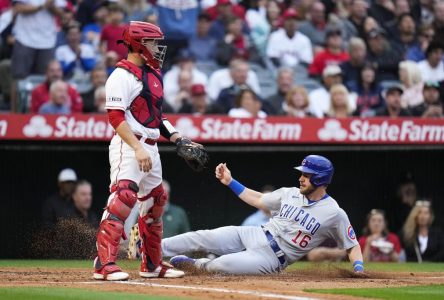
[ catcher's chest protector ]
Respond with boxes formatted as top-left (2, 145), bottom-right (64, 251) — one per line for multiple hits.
top-left (116, 59), bottom-right (163, 128)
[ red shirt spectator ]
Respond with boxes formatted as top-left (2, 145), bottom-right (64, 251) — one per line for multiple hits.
top-left (31, 82), bottom-right (83, 113)
top-left (206, 0), bottom-right (245, 20)
top-left (100, 4), bottom-right (126, 60)
top-left (358, 233), bottom-right (402, 262)
top-left (309, 28), bottom-right (349, 77)
top-left (30, 60), bottom-right (83, 113)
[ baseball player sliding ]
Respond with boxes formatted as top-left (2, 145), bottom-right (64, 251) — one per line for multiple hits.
top-left (163, 155), bottom-right (364, 275)
top-left (94, 21), bottom-right (208, 281)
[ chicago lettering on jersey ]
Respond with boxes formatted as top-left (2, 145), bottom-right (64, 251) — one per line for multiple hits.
top-left (279, 204), bottom-right (321, 235)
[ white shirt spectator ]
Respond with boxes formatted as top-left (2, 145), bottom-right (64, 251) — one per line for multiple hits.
top-left (163, 66), bottom-right (208, 111)
top-left (309, 87), bottom-right (357, 117)
top-left (417, 60), bottom-right (444, 82)
top-left (228, 107), bottom-right (267, 118)
top-left (55, 43), bottom-right (96, 80)
top-left (13, 0), bottom-right (66, 49)
top-left (208, 68), bottom-right (261, 101)
top-left (266, 28), bottom-right (313, 67)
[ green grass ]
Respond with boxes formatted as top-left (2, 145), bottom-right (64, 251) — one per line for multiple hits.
top-left (0, 287), bottom-right (182, 300)
top-left (305, 284), bottom-right (444, 300)
top-left (286, 261), bottom-right (444, 273)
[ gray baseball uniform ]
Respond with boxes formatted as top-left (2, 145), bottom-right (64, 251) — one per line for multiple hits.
top-left (162, 187), bottom-right (358, 274)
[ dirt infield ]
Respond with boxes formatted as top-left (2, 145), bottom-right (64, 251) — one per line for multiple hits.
top-left (1, 265), bottom-right (444, 300)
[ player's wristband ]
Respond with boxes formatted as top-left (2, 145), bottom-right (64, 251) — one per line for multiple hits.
top-left (228, 179), bottom-right (245, 196)
top-left (353, 260), bottom-right (364, 272)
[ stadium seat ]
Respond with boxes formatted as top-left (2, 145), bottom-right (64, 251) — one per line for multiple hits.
top-left (16, 74), bottom-right (46, 113)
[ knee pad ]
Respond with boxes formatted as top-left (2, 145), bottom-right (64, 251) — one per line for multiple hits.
top-left (107, 180), bottom-right (139, 221)
top-left (139, 183), bottom-right (166, 223)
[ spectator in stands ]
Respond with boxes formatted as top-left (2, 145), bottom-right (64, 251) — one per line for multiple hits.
top-left (348, 63), bottom-right (383, 117)
top-left (267, 67), bottom-right (294, 114)
top-left (298, 1), bottom-right (327, 52)
top-left (359, 209), bottom-right (401, 262)
top-left (308, 26), bottom-right (350, 78)
top-left (81, 66), bottom-right (107, 113)
top-left (81, 3), bottom-right (109, 55)
top-left (362, 16), bottom-right (379, 39)
top-left (122, 0), bottom-right (155, 23)
top-left (309, 65), bottom-right (356, 117)
top-left (208, 58), bottom-right (260, 101)
top-left (402, 200), bottom-right (444, 262)
top-left (187, 12), bottom-right (217, 62)
top-left (168, 70), bottom-right (193, 113)
top-left (11, 0), bottom-right (66, 111)
top-left (415, 0), bottom-right (434, 25)
top-left (208, 0), bottom-right (246, 41)
top-left (366, 27), bottom-right (401, 81)
top-left (100, 3), bottom-right (126, 61)
top-left (76, 0), bottom-right (107, 28)
top-left (375, 83), bottom-right (411, 117)
top-left (228, 87), bottom-right (267, 118)
top-left (266, 8), bottom-right (313, 68)
top-left (368, 0), bottom-right (395, 30)
top-left (406, 24), bottom-right (435, 62)
top-left (164, 49), bottom-right (208, 111)
top-left (417, 42), bottom-right (444, 82)
top-left (157, 0), bottom-right (199, 70)
top-left (342, 0), bottom-right (368, 41)
top-left (178, 83), bottom-right (224, 115)
top-left (326, 84), bottom-right (353, 118)
top-left (411, 81), bottom-right (443, 118)
top-left (42, 168), bottom-right (77, 227)
top-left (341, 37), bottom-right (367, 86)
top-left (245, 0), bottom-right (270, 57)
top-left (162, 180), bottom-right (191, 238)
top-left (93, 86), bottom-right (106, 113)
top-left (216, 15), bottom-right (258, 66)
top-left (56, 7), bottom-right (76, 47)
top-left (72, 180), bottom-right (99, 228)
top-left (432, 1), bottom-right (444, 45)
top-left (399, 60), bottom-right (423, 108)
top-left (390, 13), bottom-right (417, 57)
top-left (30, 60), bottom-right (83, 113)
top-left (241, 185), bottom-right (273, 226)
top-left (265, 0), bottom-right (281, 32)
top-left (55, 23), bottom-right (97, 81)
top-left (281, 85), bottom-right (312, 117)
top-left (39, 80), bottom-right (71, 114)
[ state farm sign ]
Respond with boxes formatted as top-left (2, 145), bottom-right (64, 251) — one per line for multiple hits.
top-left (0, 114), bottom-right (444, 145)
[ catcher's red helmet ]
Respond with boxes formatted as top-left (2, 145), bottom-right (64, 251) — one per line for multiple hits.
top-left (120, 21), bottom-right (166, 69)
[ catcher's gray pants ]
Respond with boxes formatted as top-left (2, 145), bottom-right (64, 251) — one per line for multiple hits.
top-left (162, 226), bottom-right (286, 275)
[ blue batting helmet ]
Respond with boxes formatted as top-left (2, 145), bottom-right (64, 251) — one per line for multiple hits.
top-left (294, 155), bottom-right (334, 187)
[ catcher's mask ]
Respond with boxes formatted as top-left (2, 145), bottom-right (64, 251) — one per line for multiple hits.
top-left (119, 21), bottom-right (167, 69)
top-left (294, 155), bottom-right (334, 187)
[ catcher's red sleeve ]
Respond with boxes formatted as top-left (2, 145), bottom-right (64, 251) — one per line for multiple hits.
top-left (107, 109), bottom-right (125, 129)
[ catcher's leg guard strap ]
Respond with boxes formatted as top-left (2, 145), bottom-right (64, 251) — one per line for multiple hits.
top-left (139, 183), bottom-right (166, 271)
top-left (97, 220), bottom-right (125, 265)
top-left (107, 180), bottom-right (139, 221)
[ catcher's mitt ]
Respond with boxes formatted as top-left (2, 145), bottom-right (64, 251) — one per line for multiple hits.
top-left (176, 137), bottom-right (209, 172)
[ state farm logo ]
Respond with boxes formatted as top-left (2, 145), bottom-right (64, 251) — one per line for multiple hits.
top-left (174, 117), bottom-right (200, 139)
top-left (317, 119), bottom-right (347, 141)
top-left (23, 116), bottom-right (53, 137)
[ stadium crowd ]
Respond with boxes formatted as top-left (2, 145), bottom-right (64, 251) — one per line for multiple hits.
top-left (1, 0), bottom-right (444, 118)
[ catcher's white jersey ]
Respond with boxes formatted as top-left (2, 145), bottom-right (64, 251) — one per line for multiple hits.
top-left (262, 187), bottom-right (358, 264)
top-left (105, 68), bottom-right (161, 140)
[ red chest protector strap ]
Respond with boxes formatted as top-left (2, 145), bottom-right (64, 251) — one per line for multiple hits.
top-left (116, 60), bottom-right (163, 128)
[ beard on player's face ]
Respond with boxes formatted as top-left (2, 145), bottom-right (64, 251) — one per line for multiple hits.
top-left (300, 184), bottom-right (316, 195)
top-left (299, 173), bottom-right (316, 195)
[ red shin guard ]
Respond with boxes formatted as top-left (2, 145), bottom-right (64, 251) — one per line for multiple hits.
top-left (97, 220), bottom-right (125, 265)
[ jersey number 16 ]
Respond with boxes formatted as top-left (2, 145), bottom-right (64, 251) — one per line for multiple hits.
top-left (291, 230), bottom-right (312, 248)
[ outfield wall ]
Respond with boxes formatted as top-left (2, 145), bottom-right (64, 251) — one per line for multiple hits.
top-left (1, 141), bottom-right (443, 258)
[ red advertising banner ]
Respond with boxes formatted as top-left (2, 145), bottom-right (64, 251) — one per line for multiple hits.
top-left (0, 114), bottom-right (444, 144)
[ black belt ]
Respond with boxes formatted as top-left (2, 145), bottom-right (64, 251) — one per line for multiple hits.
top-left (264, 230), bottom-right (286, 266)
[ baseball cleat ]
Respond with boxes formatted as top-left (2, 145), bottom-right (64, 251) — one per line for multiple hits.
top-left (140, 261), bottom-right (185, 278)
top-left (93, 257), bottom-right (129, 281)
top-left (170, 255), bottom-right (197, 270)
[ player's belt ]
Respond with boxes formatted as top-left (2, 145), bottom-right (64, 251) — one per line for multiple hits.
top-left (135, 134), bottom-right (157, 145)
top-left (264, 230), bottom-right (286, 266)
